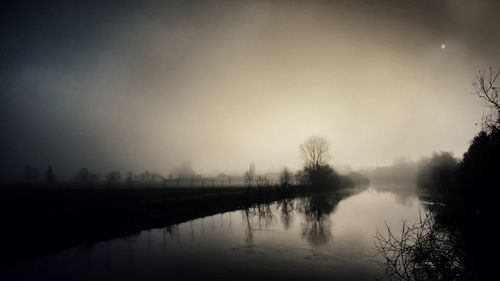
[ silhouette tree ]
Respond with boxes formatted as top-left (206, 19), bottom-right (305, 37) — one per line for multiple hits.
top-left (472, 66), bottom-right (500, 131)
top-left (24, 165), bottom-right (40, 182)
top-left (125, 172), bottom-right (134, 187)
top-left (300, 135), bottom-right (330, 170)
top-left (294, 169), bottom-right (308, 185)
top-left (299, 136), bottom-right (340, 188)
top-left (105, 171), bottom-right (121, 187)
top-left (75, 168), bottom-right (90, 183)
top-left (279, 167), bottom-right (293, 188)
top-left (244, 167), bottom-right (255, 188)
top-left (374, 209), bottom-right (472, 281)
top-left (459, 67), bottom-right (500, 211)
top-left (44, 165), bottom-right (55, 184)
top-left (89, 173), bottom-right (100, 184)
top-left (256, 175), bottom-right (270, 188)
top-left (417, 152), bottom-right (459, 197)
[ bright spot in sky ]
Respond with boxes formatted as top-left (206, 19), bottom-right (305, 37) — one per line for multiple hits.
top-left (441, 44), bottom-right (446, 49)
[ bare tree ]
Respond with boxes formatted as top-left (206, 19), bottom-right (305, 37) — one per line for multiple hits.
top-left (45, 165), bottom-right (55, 184)
top-left (300, 135), bottom-right (330, 170)
top-left (125, 171), bottom-right (134, 187)
top-left (244, 169), bottom-right (255, 188)
top-left (279, 167), bottom-right (293, 188)
top-left (75, 168), bottom-right (90, 183)
top-left (299, 136), bottom-right (338, 188)
top-left (473, 66), bottom-right (500, 131)
top-left (105, 171), bottom-right (121, 187)
top-left (256, 175), bottom-right (270, 188)
top-left (24, 165), bottom-right (40, 182)
top-left (373, 208), bottom-right (471, 281)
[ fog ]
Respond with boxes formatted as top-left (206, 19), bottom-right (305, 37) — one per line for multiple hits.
top-left (2, 0), bottom-right (500, 180)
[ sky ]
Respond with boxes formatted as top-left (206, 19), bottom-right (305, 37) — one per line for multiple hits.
top-left (1, 0), bottom-right (500, 180)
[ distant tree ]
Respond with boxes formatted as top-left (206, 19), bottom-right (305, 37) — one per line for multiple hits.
top-left (294, 170), bottom-right (308, 185)
top-left (305, 164), bottom-right (339, 188)
top-left (279, 167), bottom-right (293, 188)
top-left (300, 135), bottom-right (330, 171)
top-left (139, 170), bottom-right (158, 187)
top-left (89, 173), bottom-right (100, 184)
top-left (44, 165), bottom-right (55, 184)
top-left (125, 172), bottom-right (134, 187)
top-left (105, 171), bottom-right (121, 187)
top-left (24, 165), bottom-right (32, 181)
top-left (151, 173), bottom-right (158, 187)
top-left (24, 165), bottom-right (40, 182)
top-left (256, 176), bottom-right (270, 188)
top-left (417, 152), bottom-right (459, 196)
top-left (244, 168), bottom-right (255, 188)
top-left (75, 168), bottom-right (90, 183)
top-left (346, 171), bottom-right (370, 185)
top-left (299, 136), bottom-right (338, 188)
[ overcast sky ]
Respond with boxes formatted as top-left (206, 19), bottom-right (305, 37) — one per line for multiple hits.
top-left (1, 0), bottom-right (500, 179)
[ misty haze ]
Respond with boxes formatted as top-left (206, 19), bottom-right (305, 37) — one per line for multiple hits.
top-left (1, 1), bottom-right (499, 281)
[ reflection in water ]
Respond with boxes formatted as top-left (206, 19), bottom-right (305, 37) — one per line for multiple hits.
top-left (241, 207), bottom-right (255, 244)
top-left (2, 186), bottom-right (428, 281)
top-left (241, 203), bottom-right (276, 244)
top-left (240, 194), bottom-right (342, 246)
top-left (370, 181), bottom-right (419, 207)
top-left (277, 198), bottom-right (295, 230)
top-left (240, 192), bottom-right (349, 246)
top-left (298, 195), bottom-right (339, 246)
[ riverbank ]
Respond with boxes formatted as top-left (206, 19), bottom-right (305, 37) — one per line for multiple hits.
top-left (0, 184), bottom-right (366, 265)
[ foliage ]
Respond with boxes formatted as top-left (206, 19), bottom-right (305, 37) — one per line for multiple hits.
top-left (459, 128), bottom-right (500, 210)
top-left (304, 164), bottom-right (340, 188)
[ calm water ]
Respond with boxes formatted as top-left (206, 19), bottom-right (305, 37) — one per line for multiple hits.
top-left (4, 183), bottom-right (426, 281)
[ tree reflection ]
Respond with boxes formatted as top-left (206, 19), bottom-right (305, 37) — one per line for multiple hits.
top-left (241, 207), bottom-right (254, 244)
top-left (240, 202), bottom-right (275, 244)
top-left (298, 195), bottom-right (340, 246)
top-left (240, 190), bottom-right (360, 246)
top-left (277, 198), bottom-right (295, 230)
